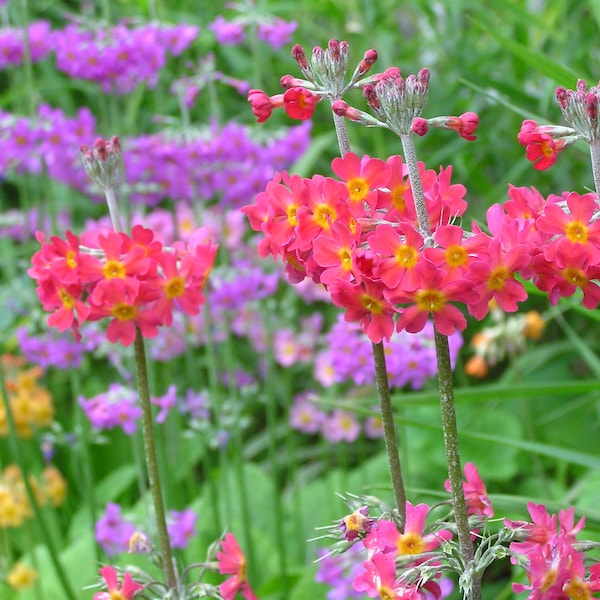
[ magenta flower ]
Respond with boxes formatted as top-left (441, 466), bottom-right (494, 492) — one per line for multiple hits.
top-left (257, 18), bottom-right (297, 50)
top-left (209, 16), bottom-right (245, 45)
top-left (95, 503), bottom-right (136, 556)
top-left (167, 508), bottom-right (197, 549)
top-left (151, 384), bottom-right (177, 423)
top-left (445, 462), bottom-right (493, 519)
top-left (321, 409), bottom-right (361, 443)
top-left (94, 565), bottom-right (143, 600)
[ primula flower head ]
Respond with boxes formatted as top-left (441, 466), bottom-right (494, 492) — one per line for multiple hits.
top-left (217, 533), bottom-right (258, 600)
top-left (283, 87), bottom-right (320, 120)
top-left (94, 565), bottom-right (143, 600)
top-left (445, 462), bottom-right (493, 519)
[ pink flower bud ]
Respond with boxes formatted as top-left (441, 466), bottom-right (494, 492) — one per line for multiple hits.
top-left (412, 117), bottom-right (428, 136)
top-left (291, 44), bottom-right (308, 70)
top-left (363, 84), bottom-right (380, 111)
top-left (555, 87), bottom-right (568, 109)
top-left (586, 93), bottom-right (598, 121)
top-left (357, 49), bottom-right (378, 76)
top-left (331, 100), bottom-right (362, 122)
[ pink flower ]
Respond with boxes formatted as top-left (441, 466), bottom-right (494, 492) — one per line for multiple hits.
top-left (94, 565), bottom-right (143, 600)
top-left (283, 88), bottom-right (320, 120)
top-left (445, 462), bottom-right (493, 518)
top-left (217, 533), bottom-right (258, 600)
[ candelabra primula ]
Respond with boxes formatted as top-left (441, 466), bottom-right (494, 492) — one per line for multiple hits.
top-left (244, 37), bottom-right (600, 600)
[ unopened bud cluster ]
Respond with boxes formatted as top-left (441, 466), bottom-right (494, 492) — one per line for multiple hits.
top-left (556, 79), bottom-right (600, 142)
top-left (80, 136), bottom-right (122, 190)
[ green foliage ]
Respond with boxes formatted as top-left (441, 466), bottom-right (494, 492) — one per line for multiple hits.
top-left (3, 0), bottom-right (600, 599)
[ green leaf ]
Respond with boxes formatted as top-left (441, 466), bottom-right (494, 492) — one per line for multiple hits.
top-left (470, 17), bottom-right (583, 86)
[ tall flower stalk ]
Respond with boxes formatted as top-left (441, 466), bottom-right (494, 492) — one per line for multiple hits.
top-left (245, 37), bottom-right (484, 599)
top-left (81, 137), bottom-right (178, 589)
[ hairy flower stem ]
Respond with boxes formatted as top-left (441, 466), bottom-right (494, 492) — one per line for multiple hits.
top-left (333, 108), bottom-right (352, 157)
top-left (372, 342), bottom-right (407, 523)
top-left (103, 186), bottom-right (176, 589)
top-left (434, 331), bottom-right (480, 599)
top-left (134, 331), bottom-right (177, 590)
top-left (589, 140), bottom-right (600, 198)
top-left (332, 108), bottom-right (407, 519)
top-left (400, 134), bottom-right (432, 241)
top-left (400, 132), bottom-right (479, 600)
top-left (104, 186), bottom-right (125, 233)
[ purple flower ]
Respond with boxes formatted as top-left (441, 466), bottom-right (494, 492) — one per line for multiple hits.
top-left (182, 389), bottom-right (210, 420)
top-left (79, 383), bottom-right (141, 435)
top-left (315, 544), bottom-right (366, 600)
top-left (16, 327), bottom-right (84, 369)
top-left (209, 16), bottom-right (245, 45)
top-left (321, 410), bottom-right (361, 444)
top-left (257, 18), bottom-right (297, 50)
top-left (167, 508), bottom-right (197, 549)
top-left (364, 414), bottom-right (384, 439)
top-left (289, 394), bottom-right (326, 435)
top-left (159, 24), bottom-right (199, 56)
top-left (95, 503), bottom-right (136, 556)
top-left (151, 384), bottom-right (177, 423)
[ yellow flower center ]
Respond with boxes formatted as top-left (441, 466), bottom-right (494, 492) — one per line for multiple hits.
top-left (111, 303), bottom-right (137, 321)
top-left (103, 260), bottom-right (126, 279)
top-left (347, 177), bottom-right (369, 202)
top-left (286, 204), bottom-right (298, 227)
top-left (313, 204), bottom-right (337, 230)
top-left (564, 578), bottom-right (592, 600)
top-left (65, 250), bottom-right (77, 269)
top-left (58, 288), bottom-right (75, 308)
top-left (487, 266), bottom-right (508, 290)
top-left (565, 221), bottom-right (588, 244)
top-left (359, 294), bottom-right (383, 315)
top-left (445, 245), bottom-right (467, 267)
top-left (395, 245), bottom-right (418, 268)
top-left (391, 183), bottom-right (409, 211)
top-left (415, 289), bottom-right (446, 312)
top-left (397, 532), bottom-right (425, 555)
top-left (378, 585), bottom-right (396, 600)
top-left (165, 276), bottom-right (185, 299)
top-left (562, 268), bottom-right (587, 287)
top-left (338, 248), bottom-right (353, 271)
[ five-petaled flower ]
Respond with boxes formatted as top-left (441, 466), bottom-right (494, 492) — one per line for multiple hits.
top-left (217, 533), bottom-right (259, 600)
top-left (94, 565), bottom-right (143, 600)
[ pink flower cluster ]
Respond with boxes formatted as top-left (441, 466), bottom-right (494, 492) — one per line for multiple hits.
top-left (242, 152), bottom-right (517, 342)
top-left (505, 503), bottom-right (600, 598)
top-left (244, 151), bottom-right (600, 343)
top-left (27, 225), bottom-right (217, 345)
top-left (336, 464), bottom-right (492, 599)
top-left (353, 502), bottom-right (453, 599)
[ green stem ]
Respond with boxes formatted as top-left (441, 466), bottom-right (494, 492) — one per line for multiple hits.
top-left (588, 139), bottom-right (600, 198)
top-left (332, 109), bottom-right (352, 156)
top-left (69, 370), bottom-right (102, 564)
top-left (0, 370), bottom-right (78, 600)
top-left (333, 106), bottom-right (406, 522)
top-left (399, 131), bottom-right (479, 599)
top-left (104, 186), bottom-right (124, 232)
top-left (399, 133), bottom-right (431, 239)
top-left (133, 330), bottom-right (177, 589)
top-left (372, 342), bottom-right (406, 522)
top-left (259, 303), bottom-right (289, 591)
top-left (434, 330), bottom-right (480, 599)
